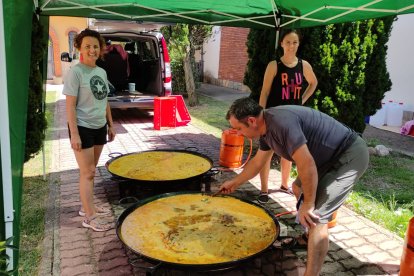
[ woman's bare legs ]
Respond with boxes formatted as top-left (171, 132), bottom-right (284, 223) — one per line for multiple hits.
top-left (260, 156), bottom-right (293, 192)
top-left (280, 157), bottom-right (292, 190)
top-left (74, 145), bottom-right (104, 218)
top-left (259, 155), bottom-right (272, 193)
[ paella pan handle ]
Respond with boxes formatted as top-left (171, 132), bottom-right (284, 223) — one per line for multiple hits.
top-left (129, 256), bottom-right (162, 274)
top-left (185, 146), bottom-right (199, 152)
top-left (119, 196), bottom-right (139, 209)
top-left (108, 152), bottom-right (123, 158)
top-left (204, 167), bottom-right (220, 177)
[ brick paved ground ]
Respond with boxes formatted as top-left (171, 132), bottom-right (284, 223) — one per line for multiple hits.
top-left (40, 86), bottom-right (404, 275)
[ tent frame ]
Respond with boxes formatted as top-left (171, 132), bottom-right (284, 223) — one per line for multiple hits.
top-left (39, 0), bottom-right (414, 29)
top-left (0, 0), bottom-right (15, 270)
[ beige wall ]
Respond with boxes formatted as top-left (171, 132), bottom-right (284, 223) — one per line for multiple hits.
top-left (48, 16), bottom-right (87, 82)
top-left (49, 16), bottom-right (87, 53)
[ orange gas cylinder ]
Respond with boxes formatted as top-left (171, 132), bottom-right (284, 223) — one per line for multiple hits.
top-left (328, 210), bottom-right (338, 228)
top-left (219, 129), bottom-right (244, 168)
top-left (400, 217), bottom-right (414, 276)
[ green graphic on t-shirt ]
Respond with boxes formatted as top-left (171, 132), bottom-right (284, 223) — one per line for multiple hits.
top-left (90, 75), bottom-right (108, 100)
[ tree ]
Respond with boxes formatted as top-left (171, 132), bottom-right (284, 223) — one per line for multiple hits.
top-left (161, 24), bottom-right (212, 106)
top-left (25, 15), bottom-right (47, 162)
top-left (243, 28), bottom-right (276, 102)
top-left (244, 17), bottom-right (395, 133)
top-left (300, 17), bottom-right (394, 132)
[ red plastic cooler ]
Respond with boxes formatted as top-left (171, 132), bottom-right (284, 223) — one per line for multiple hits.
top-left (153, 97), bottom-right (177, 130)
top-left (170, 95), bottom-right (191, 126)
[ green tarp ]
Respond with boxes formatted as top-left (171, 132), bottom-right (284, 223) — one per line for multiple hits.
top-left (39, 0), bottom-right (414, 28)
top-left (0, 0), bottom-right (33, 271)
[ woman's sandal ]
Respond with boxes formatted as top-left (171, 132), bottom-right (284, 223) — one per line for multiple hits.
top-left (79, 206), bottom-right (111, 217)
top-left (82, 215), bottom-right (114, 232)
top-left (279, 186), bottom-right (294, 195)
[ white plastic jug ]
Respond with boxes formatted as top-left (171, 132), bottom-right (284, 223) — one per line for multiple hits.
top-left (386, 102), bottom-right (403, 127)
top-left (370, 102), bottom-right (386, 127)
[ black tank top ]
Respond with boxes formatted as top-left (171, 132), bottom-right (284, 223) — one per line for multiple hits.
top-left (266, 59), bottom-right (304, 108)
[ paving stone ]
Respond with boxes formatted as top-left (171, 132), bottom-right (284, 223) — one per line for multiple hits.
top-left (60, 255), bottom-right (91, 268)
top-left (60, 264), bottom-right (95, 276)
top-left (356, 226), bottom-right (380, 236)
top-left (280, 257), bottom-right (304, 271)
top-left (98, 265), bottom-right (133, 276)
top-left (60, 240), bottom-right (91, 251)
top-left (339, 257), bottom-right (365, 270)
top-left (351, 243), bottom-right (382, 256)
top-left (97, 257), bottom-right (130, 271)
top-left (342, 237), bottom-right (371, 249)
top-left (331, 230), bottom-right (359, 241)
top-left (367, 250), bottom-right (396, 263)
top-left (351, 264), bottom-right (387, 275)
top-left (320, 261), bottom-right (346, 274)
top-left (387, 246), bottom-right (404, 259)
top-left (93, 240), bottom-right (124, 254)
top-left (377, 239), bottom-right (403, 251)
top-left (379, 261), bottom-right (401, 275)
top-left (60, 247), bottom-right (92, 259)
top-left (328, 248), bottom-right (353, 261)
top-left (328, 271), bottom-right (354, 276)
top-left (60, 227), bottom-right (88, 237)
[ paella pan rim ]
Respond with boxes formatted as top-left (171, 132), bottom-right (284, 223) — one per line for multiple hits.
top-left (106, 149), bottom-right (214, 182)
top-left (116, 191), bottom-right (281, 269)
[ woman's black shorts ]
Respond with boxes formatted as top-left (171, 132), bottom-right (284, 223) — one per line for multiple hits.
top-left (68, 124), bottom-right (107, 149)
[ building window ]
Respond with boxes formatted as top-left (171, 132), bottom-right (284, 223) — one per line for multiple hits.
top-left (68, 31), bottom-right (77, 59)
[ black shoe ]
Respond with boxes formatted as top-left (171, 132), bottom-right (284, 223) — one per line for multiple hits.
top-left (257, 192), bottom-right (269, 204)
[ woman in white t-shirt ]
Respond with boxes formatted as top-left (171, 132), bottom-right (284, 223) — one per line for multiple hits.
top-left (63, 29), bottom-right (116, 232)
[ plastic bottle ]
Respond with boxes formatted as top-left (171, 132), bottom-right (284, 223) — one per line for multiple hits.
top-left (370, 102), bottom-right (386, 127)
top-left (387, 101), bottom-right (403, 127)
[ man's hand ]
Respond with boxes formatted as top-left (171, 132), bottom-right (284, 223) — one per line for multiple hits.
top-left (218, 180), bottom-right (240, 194)
top-left (298, 201), bottom-right (320, 229)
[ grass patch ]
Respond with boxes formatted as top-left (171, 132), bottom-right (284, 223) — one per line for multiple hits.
top-left (186, 94), bottom-right (232, 138)
top-left (187, 95), bottom-right (414, 238)
top-left (345, 151), bottom-right (414, 238)
top-left (19, 91), bottom-right (57, 275)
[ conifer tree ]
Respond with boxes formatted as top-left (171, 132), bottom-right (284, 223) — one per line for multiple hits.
top-left (244, 16), bottom-right (395, 133)
top-left (25, 15), bottom-right (47, 162)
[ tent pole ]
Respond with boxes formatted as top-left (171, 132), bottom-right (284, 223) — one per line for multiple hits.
top-left (0, 0), bottom-right (15, 270)
top-left (275, 16), bottom-right (281, 51)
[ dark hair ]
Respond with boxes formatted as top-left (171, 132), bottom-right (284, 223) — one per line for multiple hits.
top-left (74, 28), bottom-right (106, 58)
top-left (279, 29), bottom-right (301, 43)
top-left (226, 97), bottom-right (263, 125)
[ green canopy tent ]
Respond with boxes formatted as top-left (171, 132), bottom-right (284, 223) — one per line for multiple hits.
top-left (39, 0), bottom-right (414, 28)
top-left (1, 0), bottom-right (414, 271)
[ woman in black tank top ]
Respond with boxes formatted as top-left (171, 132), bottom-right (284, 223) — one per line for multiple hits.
top-left (257, 29), bottom-right (318, 203)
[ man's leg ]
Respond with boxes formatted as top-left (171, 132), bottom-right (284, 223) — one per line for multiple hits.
top-left (305, 223), bottom-right (329, 276)
top-left (304, 137), bottom-right (369, 274)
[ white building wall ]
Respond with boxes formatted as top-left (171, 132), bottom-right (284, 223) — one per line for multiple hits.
top-left (203, 26), bottom-right (221, 79)
top-left (385, 14), bottom-right (414, 112)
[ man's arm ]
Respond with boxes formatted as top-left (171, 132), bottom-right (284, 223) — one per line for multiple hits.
top-left (219, 149), bottom-right (274, 193)
top-left (291, 144), bottom-right (320, 228)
